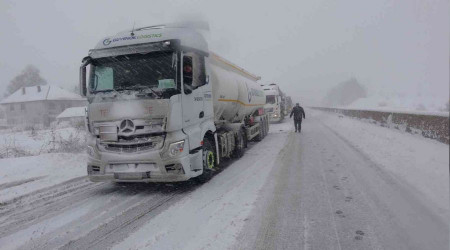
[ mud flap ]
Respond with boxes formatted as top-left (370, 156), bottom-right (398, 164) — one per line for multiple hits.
top-left (190, 150), bottom-right (203, 172)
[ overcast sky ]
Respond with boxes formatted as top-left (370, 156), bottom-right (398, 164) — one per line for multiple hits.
top-left (0, 0), bottom-right (448, 107)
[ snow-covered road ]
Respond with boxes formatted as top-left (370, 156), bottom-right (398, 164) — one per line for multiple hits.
top-left (0, 109), bottom-right (447, 250)
top-left (237, 111), bottom-right (448, 250)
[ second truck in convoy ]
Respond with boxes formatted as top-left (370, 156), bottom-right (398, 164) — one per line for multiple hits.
top-left (80, 24), bottom-right (269, 182)
top-left (262, 83), bottom-right (290, 122)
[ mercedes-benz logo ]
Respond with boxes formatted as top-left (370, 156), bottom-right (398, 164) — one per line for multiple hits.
top-left (120, 119), bottom-right (135, 134)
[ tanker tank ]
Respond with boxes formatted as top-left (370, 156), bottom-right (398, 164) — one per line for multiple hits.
top-left (209, 52), bottom-right (266, 123)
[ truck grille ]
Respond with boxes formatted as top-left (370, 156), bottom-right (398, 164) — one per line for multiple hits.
top-left (98, 135), bottom-right (165, 153)
top-left (103, 142), bottom-right (154, 153)
top-left (265, 108), bottom-right (274, 113)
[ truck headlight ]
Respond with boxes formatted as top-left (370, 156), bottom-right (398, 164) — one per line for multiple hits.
top-left (168, 140), bottom-right (185, 157)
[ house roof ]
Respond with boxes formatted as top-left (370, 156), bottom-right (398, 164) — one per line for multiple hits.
top-left (57, 106), bottom-right (86, 119)
top-left (0, 85), bottom-right (86, 104)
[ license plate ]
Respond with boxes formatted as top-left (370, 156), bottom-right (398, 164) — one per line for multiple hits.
top-left (114, 172), bottom-right (145, 180)
top-left (111, 163), bottom-right (156, 172)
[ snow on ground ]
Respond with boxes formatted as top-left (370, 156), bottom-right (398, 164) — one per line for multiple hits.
top-left (0, 111), bottom-right (446, 249)
top-left (310, 109), bottom-right (449, 217)
top-left (345, 91), bottom-right (449, 113)
top-left (0, 126), bottom-right (84, 157)
top-left (0, 153), bottom-right (86, 203)
top-left (113, 113), bottom-right (448, 249)
top-left (113, 121), bottom-right (293, 250)
top-left (332, 106), bottom-right (449, 117)
top-left (0, 126), bottom-right (86, 203)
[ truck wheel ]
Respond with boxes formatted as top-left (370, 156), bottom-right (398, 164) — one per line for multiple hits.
top-left (233, 130), bottom-right (245, 158)
top-left (255, 121), bottom-right (263, 141)
top-left (243, 128), bottom-right (248, 148)
top-left (262, 118), bottom-right (267, 138)
top-left (260, 119), bottom-right (266, 138)
top-left (197, 139), bottom-right (215, 183)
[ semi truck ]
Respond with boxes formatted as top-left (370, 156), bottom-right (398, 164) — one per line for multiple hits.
top-left (262, 83), bottom-right (285, 122)
top-left (79, 24), bottom-right (270, 183)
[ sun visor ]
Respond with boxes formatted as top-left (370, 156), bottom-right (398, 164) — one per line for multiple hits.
top-left (89, 42), bottom-right (174, 59)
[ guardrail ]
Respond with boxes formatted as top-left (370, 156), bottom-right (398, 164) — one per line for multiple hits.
top-left (311, 107), bottom-right (449, 144)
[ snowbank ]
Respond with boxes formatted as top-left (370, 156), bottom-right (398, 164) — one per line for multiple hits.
top-left (310, 109), bottom-right (449, 217)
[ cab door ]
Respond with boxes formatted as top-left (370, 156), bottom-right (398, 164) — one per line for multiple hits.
top-left (181, 52), bottom-right (206, 150)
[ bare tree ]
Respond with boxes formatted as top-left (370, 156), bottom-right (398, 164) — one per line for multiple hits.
top-left (5, 65), bottom-right (47, 97)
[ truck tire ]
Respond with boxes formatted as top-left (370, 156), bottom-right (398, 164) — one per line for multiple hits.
top-left (255, 121), bottom-right (264, 141)
top-left (243, 128), bottom-right (248, 148)
top-left (262, 118), bottom-right (267, 138)
top-left (233, 130), bottom-right (245, 158)
top-left (260, 119), bottom-right (266, 138)
top-left (196, 139), bottom-right (215, 183)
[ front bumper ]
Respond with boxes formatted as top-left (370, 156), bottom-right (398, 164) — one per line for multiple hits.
top-left (87, 147), bottom-right (203, 183)
top-left (269, 114), bottom-right (283, 122)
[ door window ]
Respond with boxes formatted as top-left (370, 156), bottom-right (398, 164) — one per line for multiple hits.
top-left (183, 53), bottom-right (206, 94)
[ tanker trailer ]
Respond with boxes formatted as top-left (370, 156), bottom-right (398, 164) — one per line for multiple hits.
top-left (80, 24), bottom-right (270, 183)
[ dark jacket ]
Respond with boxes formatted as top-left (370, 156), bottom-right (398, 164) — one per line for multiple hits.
top-left (290, 106), bottom-right (306, 121)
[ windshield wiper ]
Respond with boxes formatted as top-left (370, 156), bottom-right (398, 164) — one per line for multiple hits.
top-left (147, 87), bottom-right (162, 98)
top-left (92, 88), bottom-right (120, 95)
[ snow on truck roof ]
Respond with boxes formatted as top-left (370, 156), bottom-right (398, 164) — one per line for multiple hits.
top-left (57, 106), bottom-right (86, 119)
top-left (262, 84), bottom-right (283, 95)
top-left (90, 25), bottom-right (208, 57)
top-left (0, 85), bottom-right (86, 104)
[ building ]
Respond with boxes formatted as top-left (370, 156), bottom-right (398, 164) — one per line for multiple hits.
top-left (0, 85), bottom-right (86, 127)
top-left (56, 106), bottom-right (86, 127)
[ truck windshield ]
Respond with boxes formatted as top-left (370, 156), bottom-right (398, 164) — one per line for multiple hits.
top-left (89, 51), bottom-right (179, 98)
top-left (266, 95), bottom-right (276, 104)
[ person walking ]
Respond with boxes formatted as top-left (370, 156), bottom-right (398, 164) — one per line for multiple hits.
top-left (289, 103), bottom-right (306, 133)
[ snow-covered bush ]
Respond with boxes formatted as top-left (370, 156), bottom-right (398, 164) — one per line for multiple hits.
top-left (0, 125), bottom-right (86, 158)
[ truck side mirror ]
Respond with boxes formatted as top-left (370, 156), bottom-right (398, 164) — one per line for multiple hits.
top-left (80, 66), bottom-right (87, 96)
top-left (79, 57), bottom-right (91, 97)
